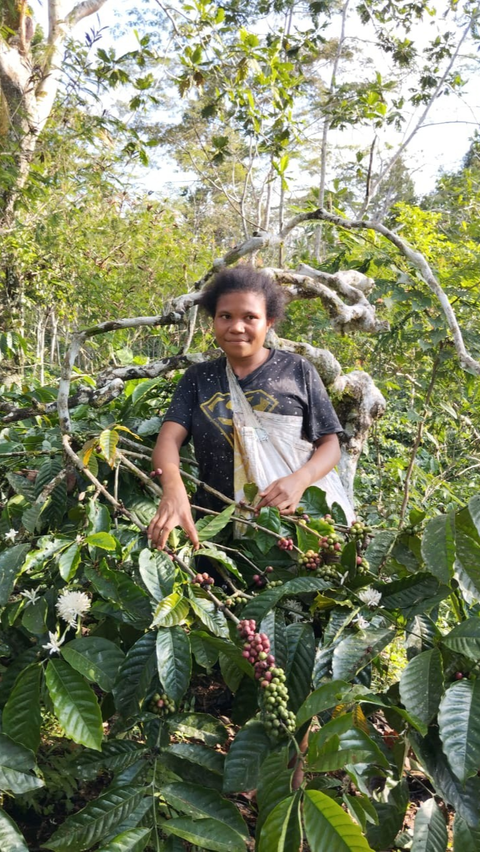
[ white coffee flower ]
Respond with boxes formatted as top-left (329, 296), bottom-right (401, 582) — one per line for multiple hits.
top-left (357, 588), bottom-right (382, 608)
top-left (43, 631), bottom-right (65, 655)
top-left (56, 590), bottom-right (91, 627)
top-left (284, 599), bottom-right (303, 623)
top-left (353, 615), bottom-right (370, 630)
top-left (4, 528), bottom-right (18, 543)
top-left (21, 588), bottom-right (41, 606)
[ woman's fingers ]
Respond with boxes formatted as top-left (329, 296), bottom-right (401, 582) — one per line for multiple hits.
top-left (147, 503), bottom-right (199, 550)
top-left (257, 476), bottom-right (304, 513)
top-left (148, 511), bottom-right (171, 549)
top-left (184, 516), bottom-right (200, 549)
top-left (258, 480), bottom-right (289, 508)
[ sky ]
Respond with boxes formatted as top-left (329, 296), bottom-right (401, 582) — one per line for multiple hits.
top-left (36, 0), bottom-right (480, 198)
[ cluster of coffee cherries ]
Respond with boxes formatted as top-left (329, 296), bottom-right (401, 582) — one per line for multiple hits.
top-left (349, 520), bottom-right (368, 541)
top-left (278, 537), bottom-right (294, 551)
top-left (251, 566), bottom-right (283, 589)
top-left (316, 563), bottom-right (341, 582)
top-left (319, 532), bottom-right (343, 556)
top-left (148, 691), bottom-right (175, 717)
top-left (348, 521), bottom-right (371, 575)
top-left (237, 619), bottom-right (296, 738)
top-left (298, 549), bottom-right (340, 582)
top-left (356, 555), bottom-right (370, 575)
top-left (299, 550), bottom-right (322, 571)
top-left (191, 572), bottom-right (215, 589)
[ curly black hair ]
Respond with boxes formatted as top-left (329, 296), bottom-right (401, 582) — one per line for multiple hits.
top-left (198, 266), bottom-right (286, 323)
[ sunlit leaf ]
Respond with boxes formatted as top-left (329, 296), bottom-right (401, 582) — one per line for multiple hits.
top-left (46, 659), bottom-right (103, 751)
top-left (0, 544), bottom-right (30, 607)
top-left (0, 808), bottom-right (29, 851)
top-left (152, 591), bottom-right (190, 628)
top-left (62, 637), bottom-right (125, 692)
top-left (99, 428), bottom-right (119, 466)
top-left (43, 786), bottom-right (147, 851)
top-left (257, 793), bottom-right (302, 852)
top-left (156, 626), bottom-right (191, 702)
top-left (438, 679), bottom-right (480, 783)
top-left (332, 628), bottom-right (394, 681)
top-left (303, 789), bottom-right (374, 851)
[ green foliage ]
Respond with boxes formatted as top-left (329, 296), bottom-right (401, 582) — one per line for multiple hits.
top-left (0, 809), bottom-right (29, 852)
top-left (45, 659), bottom-right (104, 751)
top-left (2, 663), bottom-right (42, 752)
top-left (1, 371), bottom-right (480, 849)
top-left (1, 7), bottom-right (480, 851)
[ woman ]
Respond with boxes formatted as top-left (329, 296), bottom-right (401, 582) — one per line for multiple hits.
top-left (147, 266), bottom-right (347, 550)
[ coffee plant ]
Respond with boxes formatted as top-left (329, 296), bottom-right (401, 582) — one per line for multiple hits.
top-left (1, 374), bottom-right (480, 851)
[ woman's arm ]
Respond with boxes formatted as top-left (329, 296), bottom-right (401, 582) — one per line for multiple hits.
top-left (256, 432), bottom-right (341, 514)
top-left (147, 421), bottom-right (200, 550)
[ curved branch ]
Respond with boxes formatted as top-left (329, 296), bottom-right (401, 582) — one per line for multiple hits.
top-left (1, 378), bottom-right (125, 424)
top-left (66, 0), bottom-right (109, 25)
top-left (267, 267), bottom-right (388, 334)
top-left (304, 208), bottom-right (480, 376)
top-left (96, 351), bottom-right (215, 388)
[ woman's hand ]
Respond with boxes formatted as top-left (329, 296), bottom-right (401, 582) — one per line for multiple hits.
top-left (256, 434), bottom-right (341, 514)
top-left (147, 486), bottom-right (199, 551)
top-left (256, 470), bottom-right (308, 514)
top-left (148, 421), bottom-right (199, 550)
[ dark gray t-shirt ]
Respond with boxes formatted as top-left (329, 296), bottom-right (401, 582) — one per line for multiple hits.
top-left (164, 350), bottom-right (342, 510)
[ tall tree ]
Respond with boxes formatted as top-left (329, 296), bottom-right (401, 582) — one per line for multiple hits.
top-left (0, 0), bottom-right (109, 229)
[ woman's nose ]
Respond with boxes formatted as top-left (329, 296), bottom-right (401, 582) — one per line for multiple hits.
top-left (230, 318), bottom-right (245, 332)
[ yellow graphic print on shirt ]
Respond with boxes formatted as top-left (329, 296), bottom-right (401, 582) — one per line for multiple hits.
top-left (200, 389), bottom-right (278, 448)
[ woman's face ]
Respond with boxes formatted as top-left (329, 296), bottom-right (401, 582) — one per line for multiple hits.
top-left (213, 290), bottom-right (273, 363)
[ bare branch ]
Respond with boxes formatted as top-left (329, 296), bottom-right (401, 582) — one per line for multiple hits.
top-left (62, 434), bottom-right (148, 530)
top-left (360, 15), bottom-right (475, 216)
top-left (0, 378), bottom-right (125, 424)
top-left (96, 351), bottom-right (214, 388)
top-left (66, 0), bottom-right (109, 26)
top-left (153, 0), bottom-right (181, 36)
top-left (267, 266), bottom-right (388, 334)
top-left (306, 208), bottom-right (480, 376)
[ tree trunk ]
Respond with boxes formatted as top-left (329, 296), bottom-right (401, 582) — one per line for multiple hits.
top-left (0, 0), bottom-right (110, 229)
